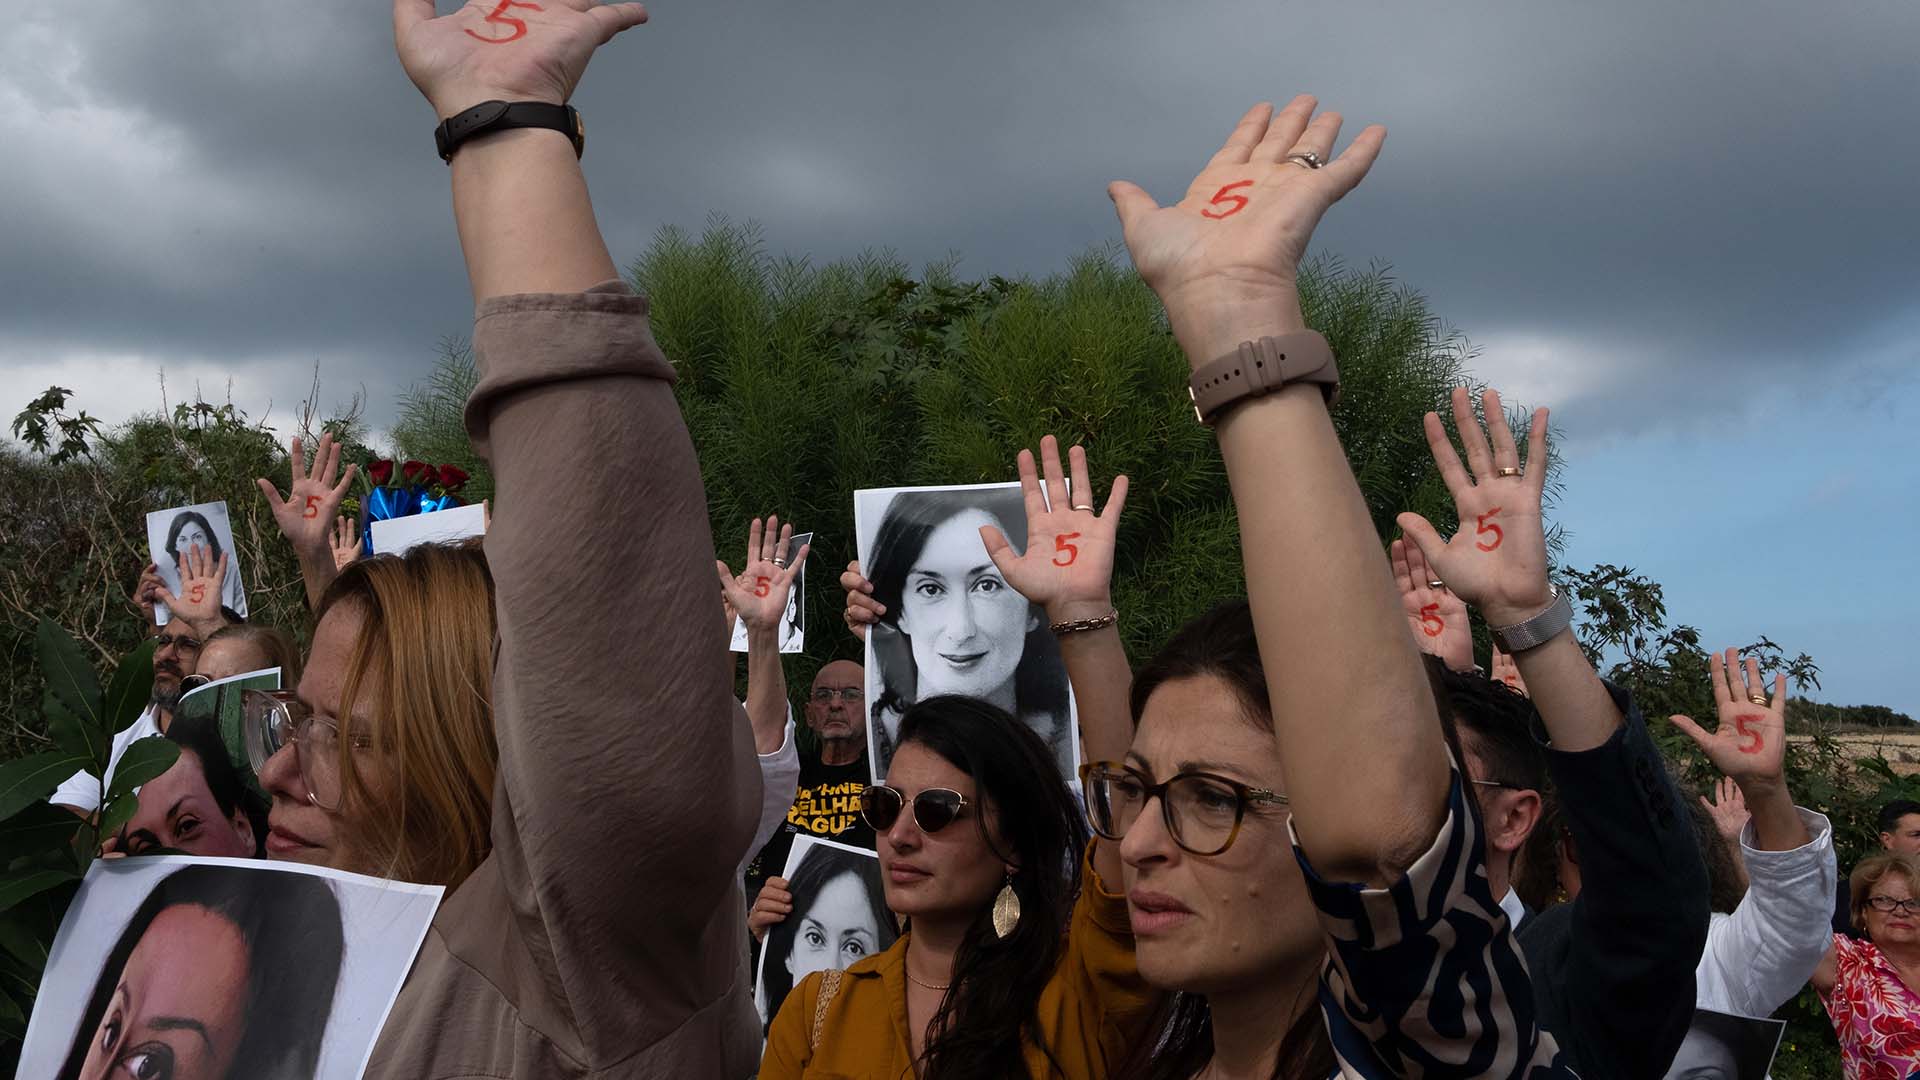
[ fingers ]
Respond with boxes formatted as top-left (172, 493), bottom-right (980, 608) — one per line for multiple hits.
top-left (1421, 411), bottom-right (1473, 499)
top-left (1450, 387), bottom-right (1495, 480)
top-left (1484, 388), bottom-right (1522, 472)
top-left (1390, 538), bottom-right (1415, 596)
top-left (1284, 108), bottom-right (1344, 163)
top-left (980, 525), bottom-right (1016, 577)
top-left (1743, 655), bottom-right (1764, 705)
top-left (1524, 408), bottom-right (1550, 497)
top-left (747, 517), bottom-right (765, 566)
top-left (1040, 434), bottom-right (1069, 513)
top-left (1106, 180), bottom-right (1160, 231)
top-left (1319, 124), bottom-right (1388, 201)
top-left (1404, 537), bottom-right (1434, 585)
top-left (1067, 443), bottom-right (1093, 511)
top-left (255, 476), bottom-right (286, 511)
top-left (1249, 94), bottom-right (1317, 163)
top-left (1015, 449), bottom-right (1046, 526)
top-left (1206, 102), bottom-right (1276, 170)
top-left (585, 1), bottom-right (649, 43)
top-left (213, 551), bottom-right (229, 586)
top-left (288, 435), bottom-right (304, 486)
top-left (1710, 650), bottom-right (1732, 705)
top-left (321, 433), bottom-right (342, 485)
top-left (774, 521), bottom-right (794, 568)
top-left (1101, 473), bottom-right (1129, 522)
top-left (840, 560), bottom-right (871, 596)
top-left (1773, 673), bottom-right (1789, 710)
top-left (330, 461), bottom-right (358, 499)
top-left (1395, 512), bottom-right (1448, 570)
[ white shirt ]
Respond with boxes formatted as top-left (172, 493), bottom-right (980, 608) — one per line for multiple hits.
top-left (48, 706), bottom-right (162, 814)
top-left (1498, 885), bottom-right (1528, 931)
top-left (1695, 806), bottom-right (1838, 1017)
top-left (739, 705), bottom-right (800, 879)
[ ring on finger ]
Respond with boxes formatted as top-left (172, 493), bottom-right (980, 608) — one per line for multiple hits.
top-left (1427, 579), bottom-right (1445, 590)
top-left (1748, 694), bottom-right (1770, 707)
top-left (1496, 466), bottom-right (1524, 478)
top-left (1286, 150), bottom-right (1325, 170)
top-left (1071, 503), bottom-right (1095, 513)
top-left (773, 558), bottom-right (789, 569)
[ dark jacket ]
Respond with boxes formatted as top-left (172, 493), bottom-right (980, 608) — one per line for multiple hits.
top-left (1516, 682), bottom-right (1710, 1079)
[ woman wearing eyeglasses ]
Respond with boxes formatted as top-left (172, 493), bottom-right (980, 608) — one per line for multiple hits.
top-left (1814, 852), bottom-right (1920, 1078)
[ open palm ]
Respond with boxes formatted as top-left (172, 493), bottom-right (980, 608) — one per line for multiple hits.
top-left (979, 436), bottom-right (1126, 621)
top-left (394, 0), bottom-right (648, 116)
top-left (1670, 649), bottom-right (1789, 784)
top-left (716, 516), bottom-right (807, 632)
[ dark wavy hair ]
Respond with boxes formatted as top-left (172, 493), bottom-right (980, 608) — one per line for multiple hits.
top-left (1516, 769), bottom-right (1745, 916)
top-left (163, 712), bottom-right (269, 857)
top-left (164, 510), bottom-right (223, 564)
top-left (865, 490), bottom-right (1070, 770)
top-left (59, 864), bottom-right (344, 1079)
top-left (761, 842), bottom-right (897, 1030)
top-left (1116, 600), bottom-right (1336, 1080)
top-left (898, 695), bottom-right (1089, 1080)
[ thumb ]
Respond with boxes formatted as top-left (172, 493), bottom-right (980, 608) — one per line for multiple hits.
top-left (587, 2), bottom-right (650, 43)
top-left (714, 560), bottom-right (736, 592)
top-left (255, 476), bottom-right (285, 510)
top-left (1107, 180), bottom-right (1159, 229)
top-left (1395, 513), bottom-right (1448, 568)
top-left (979, 525), bottom-right (1016, 576)
top-left (1667, 713), bottom-right (1712, 752)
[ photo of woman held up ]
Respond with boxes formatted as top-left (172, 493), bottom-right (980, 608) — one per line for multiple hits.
top-left (145, 501), bottom-right (250, 622)
top-left (754, 836), bottom-right (897, 1030)
top-left (854, 483), bottom-right (1078, 786)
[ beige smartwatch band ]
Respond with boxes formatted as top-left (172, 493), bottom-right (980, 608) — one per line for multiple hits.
top-left (1186, 330), bottom-right (1341, 426)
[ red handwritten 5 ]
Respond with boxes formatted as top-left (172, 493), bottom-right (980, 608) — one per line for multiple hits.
top-left (1475, 508), bottom-right (1504, 553)
top-left (1200, 180), bottom-right (1253, 220)
top-left (753, 576), bottom-right (772, 598)
top-left (188, 583), bottom-right (207, 605)
top-left (302, 494), bottom-right (323, 520)
top-left (466, 0), bottom-right (544, 43)
top-left (1418, 604), bottom-right (1444, 638)
top-left (1053, 533), bottom-right (1082, 567)
top-left (1733, 714), bottom-right (1765, 755)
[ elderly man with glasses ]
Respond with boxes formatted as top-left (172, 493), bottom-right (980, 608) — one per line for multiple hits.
top-left (51, 550), bottom-right (240, 815)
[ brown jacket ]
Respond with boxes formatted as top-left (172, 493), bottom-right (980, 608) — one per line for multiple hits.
top-left (760, 847), bottom-right (1160, 1079)
top-left (366, 284), bottom-right (764, 1078)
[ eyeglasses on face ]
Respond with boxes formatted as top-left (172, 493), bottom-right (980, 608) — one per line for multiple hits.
top-left (1079, 761), bottom-right (1287, 857)
top-left (1469, 778), bottom-right (1527, 792)
top-left (1868, 895), bottom-right (1920, 916)
top-left (152, 631), bottom-right (204, 656)
top-left (241, 689), bottom-right (371, 811)
top-left (810, 687), bottom-right (864, 704)
top-left (861, 785), bottom-right (969, 834)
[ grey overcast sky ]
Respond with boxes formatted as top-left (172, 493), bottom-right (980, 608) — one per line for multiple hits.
top-left (3, 2), bottom-right (1916, 713)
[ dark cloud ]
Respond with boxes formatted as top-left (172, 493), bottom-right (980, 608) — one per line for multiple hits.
top-left (2, 1), bottom-right (1915, 437)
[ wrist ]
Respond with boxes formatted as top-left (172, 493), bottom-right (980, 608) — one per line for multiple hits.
top-left (1169, 294), bottom-right (1306, 369)
top-left (1481, 589), bottom-right (1560, 633)
top-left (1044, 597), bottom-right (1116, 624)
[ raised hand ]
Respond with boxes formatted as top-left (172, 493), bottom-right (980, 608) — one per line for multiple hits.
top-left (1396, 387), bottom-right (1553, 629)
top-left (133, 562), bottom-right (166, 627)
top-left (1700, 776), bottom-right (1751, 846)
top-left (748, 876), bottom-right (793, 942)
top-left (715, 516), bottom-right (809, 635)
top-left (330, 515), bottom-right (364, 572)
top-left (978, 436), bottom-right (1127, 624)
top-left (1108, 96), bottom-right (1387, 365)
top-left (1390, 537), bottom-right (1472, 672)
top-left (256, 433), bottom-right (357, 559)
top-left (394, 0), bottom-right (650, 117)
top-left (156, 545), bottom-right (229, 629)
top-left (1669, 648), bottom-right (1789, 786)
top-left (1490, 644), bottom-right (1529, 697)
top-left (842, 561), bottom-right (881, 642)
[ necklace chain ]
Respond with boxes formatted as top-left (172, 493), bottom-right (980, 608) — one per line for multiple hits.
top-left (904, 942), bottom-right (951, 991)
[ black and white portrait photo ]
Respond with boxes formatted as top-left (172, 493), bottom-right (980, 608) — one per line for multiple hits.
top-left (732, 531), bottom-right (810, 654)
top-left (1662, 1007), bottom-right (1786, 1080)
top-left (754, 836), bottom-right (896, 1030)
top-left (854, 484), bottom-right (1078, 786)
top-left (146, 501), bottom-right (249, 622)
top-left (17, 857), bottom-right (442, 1079)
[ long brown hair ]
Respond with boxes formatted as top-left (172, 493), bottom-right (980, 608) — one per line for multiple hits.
top-left (316, 540), bottom-right (497, 888)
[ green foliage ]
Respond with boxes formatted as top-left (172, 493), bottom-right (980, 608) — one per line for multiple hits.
top-left (391, 338), bottom-right (495, 505)
top-left (0, 625), bottom-right (169, 1050)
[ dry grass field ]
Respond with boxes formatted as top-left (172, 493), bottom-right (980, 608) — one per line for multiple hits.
top-left (1791, 727), bottom-right (1920, 776)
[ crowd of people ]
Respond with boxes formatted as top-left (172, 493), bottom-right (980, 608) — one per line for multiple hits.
top-left (42, 3), bottom-right (1920, 1078)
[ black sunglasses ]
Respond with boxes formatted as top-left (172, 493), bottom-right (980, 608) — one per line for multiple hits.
top-left (861, 785), bottom-right (970, 834)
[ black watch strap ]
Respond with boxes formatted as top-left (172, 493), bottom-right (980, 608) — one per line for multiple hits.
top-left (435, 101), bottom-right (584, 164)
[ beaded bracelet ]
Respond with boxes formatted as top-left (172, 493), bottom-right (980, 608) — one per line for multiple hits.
top-left (1049, 609), bottom-right (1118, 636)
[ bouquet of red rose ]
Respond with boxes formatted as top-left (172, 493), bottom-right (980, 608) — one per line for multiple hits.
top-left (361, 459), bottom-right (473, 553)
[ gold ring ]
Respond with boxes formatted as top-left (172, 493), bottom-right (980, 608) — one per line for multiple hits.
top-left (773, 559), bottom-right (788, 569)
top-left (1071, 504), bottom-right (1095, 513)
top-left (1496, 466), bottom-right (1524, 478)
top-left (1748, 694), bottom-right (1770, 706)
top-left (1427, 580), bottom-right (1445, 589)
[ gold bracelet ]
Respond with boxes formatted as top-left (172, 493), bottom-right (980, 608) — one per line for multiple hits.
top-left (1049, 610), bottom-right (1118, 636)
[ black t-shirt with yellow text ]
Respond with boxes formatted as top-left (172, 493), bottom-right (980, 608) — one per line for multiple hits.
top-left (744, 751), bottom-right (876, 899)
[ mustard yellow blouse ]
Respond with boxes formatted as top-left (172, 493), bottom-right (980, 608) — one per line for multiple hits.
top-left (759, 845), bottom-right (1160, 1079)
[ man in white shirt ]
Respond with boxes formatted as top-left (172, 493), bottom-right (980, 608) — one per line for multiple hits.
top-left (49, 620), bottom-right (206, 814)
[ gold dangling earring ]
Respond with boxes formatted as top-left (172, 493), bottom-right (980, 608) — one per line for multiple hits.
top-left (992, 871), bottom-right (1021, 939)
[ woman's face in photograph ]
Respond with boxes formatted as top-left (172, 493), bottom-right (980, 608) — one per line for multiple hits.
top-left (172, 520), bottom-right (211, 559)
top-left (1120, 675), bottom-right (1322, 996)
top-left (896, 510), bottom-right (1034, 702)
top-left (118, 752), bottom-right (254, 859)
top-left (78, 903), bottom-right (249, 1080)
top-left (1663, 1024), bottom-right (1738, 1080)
top-left (877, 741), bottom-right (1007, 920)
top-left (786, 871), bottom-right (881, 983)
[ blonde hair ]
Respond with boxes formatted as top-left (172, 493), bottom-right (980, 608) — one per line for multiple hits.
top-left (1851, 852), bottom-right (1920, 931)
top-left (203, 623), bottom-right (303, 685)
top-left (316, 540), bottom-right (496, 889)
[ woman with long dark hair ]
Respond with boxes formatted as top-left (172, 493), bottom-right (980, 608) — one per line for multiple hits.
top-left (758, 841), bottom-right (898, 1028)
top-left (862, 486), bottom-right (1073, 780)
top-left (59, 864), bottom-right (343, 1079)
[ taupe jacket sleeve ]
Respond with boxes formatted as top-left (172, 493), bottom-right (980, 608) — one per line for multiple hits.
top-left (465, 282), bottom-right (762, 1059)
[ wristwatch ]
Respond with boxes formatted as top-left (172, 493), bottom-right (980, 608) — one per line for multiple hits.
top-left (435, 101), bottom-right (584, 164)
top-left (1489, 587), bottom-right (1574, 653)
top-left (1186, 330), bottom-right (1340, 426)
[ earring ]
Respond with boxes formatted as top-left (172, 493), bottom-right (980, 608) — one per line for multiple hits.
top-left (992, 871), bottom-right (1021, 939)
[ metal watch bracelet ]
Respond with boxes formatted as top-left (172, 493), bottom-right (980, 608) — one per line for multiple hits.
top-left (1488, 587), bottom-right (1573, 654)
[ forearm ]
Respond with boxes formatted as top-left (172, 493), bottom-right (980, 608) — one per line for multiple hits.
top-left (1051, 606), bottom-right (1133, 885)
top-left (1506, 629), bottom-right (1620, 752)
top-left (450, 128), bottom-right (617, 303)
top-left (294, 546), bottom-right (339, 612)
top-left (1216, 384), bottom-right (1447, 882)
top-left (1740, 777), bottom-right (1813, 851)
top-left (744, 625), bottom-right (789, 755)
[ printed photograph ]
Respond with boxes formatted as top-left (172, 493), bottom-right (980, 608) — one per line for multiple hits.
top-left (732, 531), bottom-right (810, 654)
top-left (1662, 1007), bottom-right (1787, 1080)
top-left (145, 501), bottom-right (249, 622)
top-left (854, 484), bottom-right (1078, 786)
top-left (754, 836), bottom-right (897, 1030)
top-left (17, 857), bottom-right (442, 1079)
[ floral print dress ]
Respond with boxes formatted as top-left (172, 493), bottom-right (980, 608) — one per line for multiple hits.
top-left (1821, 934), bottom-right (1920, 1080)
